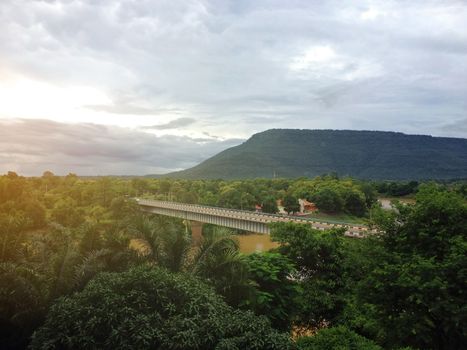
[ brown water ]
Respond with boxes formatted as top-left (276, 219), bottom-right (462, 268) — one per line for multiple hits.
top-left (236, 233), bottom-right (279, 254)
top-left (131, 232), bottom-right (280, 256)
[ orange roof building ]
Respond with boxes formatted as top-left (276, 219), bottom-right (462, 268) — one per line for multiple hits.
top-left (299, 198), bottom-right (318, 213)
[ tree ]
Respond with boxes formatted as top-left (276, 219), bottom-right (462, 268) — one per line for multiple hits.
top-left (262, 195), bottom-right (279, 214)
top-left (77, 223), bottom-right (103, 254)
top-left (131, 215), bottom-right (190, 272)
top-left (218, 185), bottom-right (255, 210)
top-left (243, 252), bottom-right (302, 330)
top-left (0, 175), bottom-right (25, 201)
top-left (0, 263), bottom-right (45, 350)
top-left (41, 170), bottom-right (59, 191)
top-left (131, 216), bottom-right (252, 306)
top-left (109, 197), bottom-right (139, 220)
top-left (41, 171), bottom-right (54, 178)
top-left (88, 204), bottom-right (108, 224)
top-left (270, 222), bottom-right (347, 328)
top-left (50, 197), bottom-right (85, 228)
top-left (131, 178), bottom-right (150, 196)
top-left (30, 266), bottom-right (293, 349)
top-left (0, 213), bottom-right (30, 263)
top-left (343, 190), bottom-right (367, 216)
top-left (6, 171), bottom-right (18, 179)
top-left (311, 187), bottom-right (344, 213)
top-left (191, 229), bottom-right (251, 307)
top-left (359, 182), bottom-right (378, 208)
top-left (46, 228), bottom-right (81, 300)
top-left (22, 199), bottom-right (46, 228)
top-left (283, 193), bottom-right (300, 214)
top-left (359, 184), bottom-right (467, 349)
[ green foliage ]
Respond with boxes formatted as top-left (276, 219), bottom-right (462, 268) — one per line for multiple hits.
top-left (0, 262), bottom-right (46, 350)
top-left (243, 252), bottom-right (302, 330)
top-left (283, 193), bottom-right (300, 214)
top-left (311, 187), bottom-right (344, 213)
top-left (50, 197), bottom-right (85, 227)
top-left (290, 176), bottom-right (370, 215)
top-left (20, 199), bottom-right (46, 229)
top-left (30, 266), bottom-right (293, 349)
top-left (359, 184), bottom-right (467, 349)
top-left (262, 195), bottom-right (279, 214)
top-left (190, 228), bottom-right (251, 306)
top-left (1, 172), bottom-right (465, 349)
top-left (375, 180), bottom-right (419, 196)
top-left (359, 182), bottom-right (379, 208)
top-left (130, 215), bottom-right (191, 272)
top-left (342, 190), bottom-right (367, 216)
top-left (296, 326), bottom-right (382, 350)
top-left (0, 213), bottom-right (30, 263)
top-left (270, 223), bottom-right (347, 328)
top-left (77, 223), bottom-right (103, 254)
top-left (131, 217), bottom-right (251, 306)
top-left (217, 183), bottom-right (257, 210)
top-left (137, 176), bottom-right (378, 217)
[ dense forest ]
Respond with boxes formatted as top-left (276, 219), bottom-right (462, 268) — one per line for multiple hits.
top-left (164, 129), bottom-right (467, 180)
top-left (1, 171), bottom-right (466, 349)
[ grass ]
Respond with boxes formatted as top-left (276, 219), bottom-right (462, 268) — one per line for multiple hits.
top-left (302, 212), bottom-right (367, 225)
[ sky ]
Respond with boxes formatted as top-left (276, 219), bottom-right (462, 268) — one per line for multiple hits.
top-left (1, 0), bottom-right (466, 176)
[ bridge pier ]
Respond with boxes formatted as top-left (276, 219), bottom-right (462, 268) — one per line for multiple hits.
top-left (189, 220), bottom-right (204, 245)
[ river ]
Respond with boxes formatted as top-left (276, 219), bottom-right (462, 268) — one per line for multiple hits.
top-left (236, 233), bottom-right (279, 254)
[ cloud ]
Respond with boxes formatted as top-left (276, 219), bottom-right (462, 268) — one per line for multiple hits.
top-left (0, 119), bottom-right (243, 176)
top-left (85, 104), bottom-right (180, 116)
top-left (142, 117), bottom-right (196, 130)
top-left (441, 118), bottom-right (467, 135)
top-left (0, 0), bottom-right (466, 147)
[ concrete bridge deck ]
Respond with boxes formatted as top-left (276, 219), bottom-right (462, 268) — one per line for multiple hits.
top-left (136, 199), bottom-right (376, 237)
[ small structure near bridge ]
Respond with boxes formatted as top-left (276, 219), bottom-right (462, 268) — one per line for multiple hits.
top-left (299, 199), bottom-right (318, 213)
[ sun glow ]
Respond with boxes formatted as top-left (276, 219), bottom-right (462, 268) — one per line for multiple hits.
top-left (0, 74), bottom-right (111, 122)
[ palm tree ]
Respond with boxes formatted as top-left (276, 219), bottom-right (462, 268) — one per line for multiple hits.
top-left (74, 223), bottom-right (142, 289)
top-left (129, 215), bottom-right (163, 263)
top-left (158, 222), bottom-right (191, 272)
top-left (73, 249), bottom-right (112, 290)
top-left (101, 225), bottom-right (139, 270)
top-left (190, 228), bottom-right (253, 306)
top-left (46, 229), bottom-right (81, 300)
top-left (0, 214), bottom-right (30, 263)
top-left (131, 215), bottom-right (252, 305)
top-left (76, 222), bottom-right (103, 254)
top-left (0, 262), bottom-right (46, 349)
top-left (0, 262), bottom-right (44, 322)
top-left (129, 215), bottom-right (191, 272)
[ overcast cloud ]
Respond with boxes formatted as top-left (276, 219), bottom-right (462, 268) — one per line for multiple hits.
top-left (0, 0), bottom-right (466, 175)
top-left (0, 119), bottom-right (243, 176)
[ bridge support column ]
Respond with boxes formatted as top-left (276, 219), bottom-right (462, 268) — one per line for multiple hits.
top-left (189, 221), bottom-right (204, 245)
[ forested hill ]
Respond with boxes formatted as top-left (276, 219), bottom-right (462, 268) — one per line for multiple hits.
top-left (164, 129), bottom-right (467, 180)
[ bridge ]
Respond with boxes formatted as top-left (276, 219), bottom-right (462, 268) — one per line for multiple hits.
top-left (136, 199), bottom-right (376, 238)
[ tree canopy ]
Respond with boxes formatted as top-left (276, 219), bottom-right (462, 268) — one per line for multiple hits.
top-left (30, 266), bottom-right (293, 350)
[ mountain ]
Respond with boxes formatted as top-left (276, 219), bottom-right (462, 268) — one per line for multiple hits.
top-left (163, 129), bottom-right (467, 180)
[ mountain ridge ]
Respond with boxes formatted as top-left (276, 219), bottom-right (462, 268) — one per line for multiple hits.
top-left (156, 129), bottom-right (467, 180)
